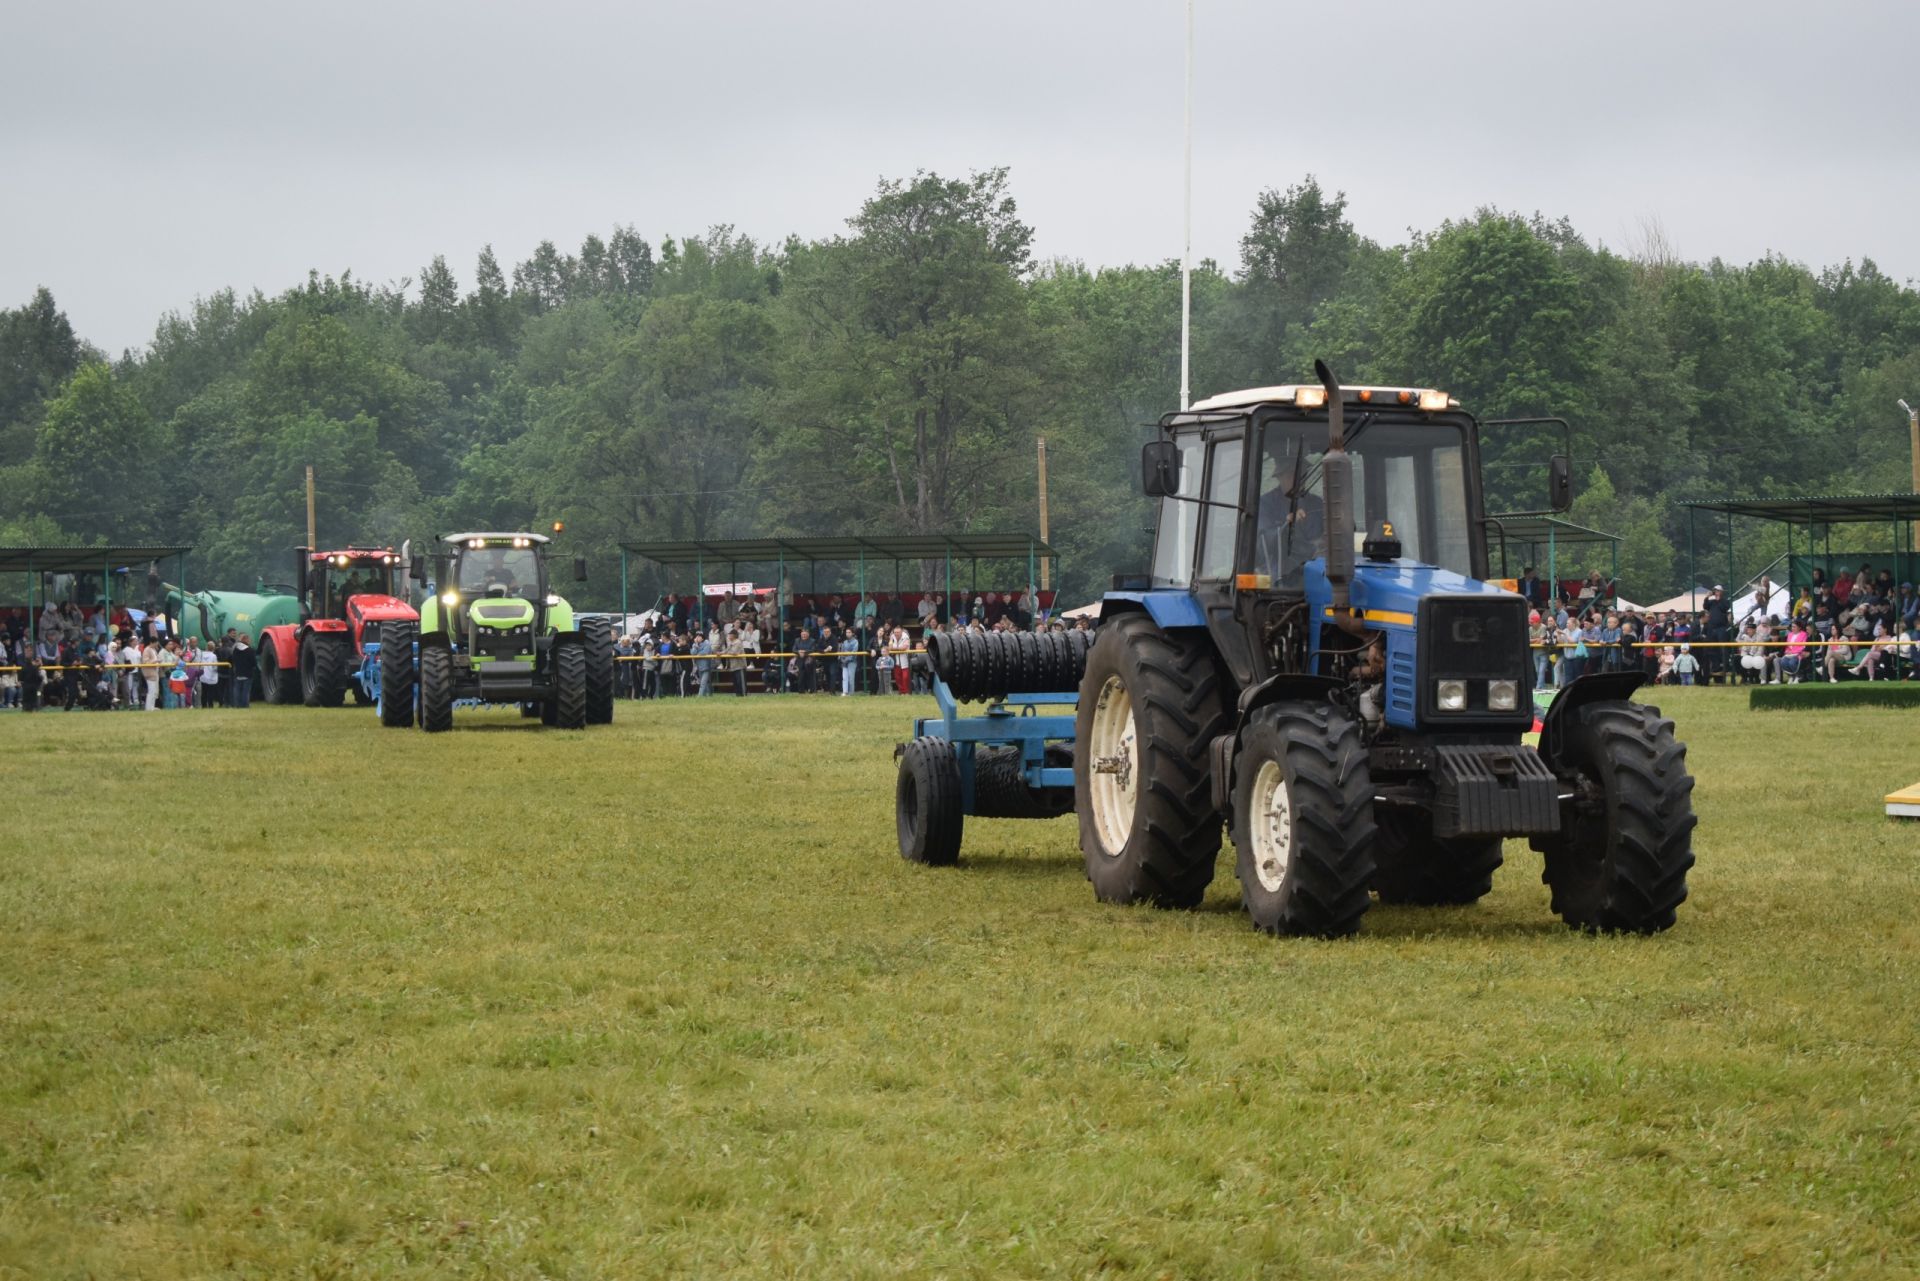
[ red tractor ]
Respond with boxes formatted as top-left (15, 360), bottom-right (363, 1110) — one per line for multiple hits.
top-left (258, 546), bottom-right (419, 707)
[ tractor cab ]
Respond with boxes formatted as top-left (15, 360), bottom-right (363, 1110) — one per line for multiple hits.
top-left (302, 548), bottom-right (403, 621)
top-left (1135, 382), bottom-right (1544, 734)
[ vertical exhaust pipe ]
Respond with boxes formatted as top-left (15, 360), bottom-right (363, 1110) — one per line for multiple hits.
top-left (1314, 360), bottom-right (1364, 635)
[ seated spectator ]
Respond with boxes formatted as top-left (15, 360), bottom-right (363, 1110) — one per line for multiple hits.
top-left (1736, 623), bottom-right (1765, 683)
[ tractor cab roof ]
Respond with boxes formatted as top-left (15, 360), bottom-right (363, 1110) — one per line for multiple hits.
top-left (1183, 384), bottom-right (1460, 414)
top-left (310, 546), bottom-right (397, 562)
top-left (440, 532), bottom-right (551, 547)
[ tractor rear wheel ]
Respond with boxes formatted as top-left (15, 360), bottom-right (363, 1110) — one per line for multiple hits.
top-left (419, 643), bottom-right (454, 733)
top-left (1074, 611), bottom-right (1230, 909)
top-left (300, 634), bottom-right (347, 708)
top-left (552, 639), bottom-right (587, 729)
top-left (896, 737), bottom-right (963, 865)
top-left (1229, 700), bottom-right (1376, 937)
top-left (583, 618), bottom-right (615, 724)
top-left (378, 622), bottom-right (416, 728)
top-left (1370, 809), bottom-right (1504, 906)
top-left (1531, 701), bottom-right (1696, 933)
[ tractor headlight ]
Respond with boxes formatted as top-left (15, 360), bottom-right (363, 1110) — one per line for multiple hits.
top-left (545, 594), bottom-right (560, 606)
top-left (1487, 679), bottom-right (1520, 712)
top-left (440, 591), bottom-right (460, 608)
top-left (1436, 679), bottom-right (1467, 711)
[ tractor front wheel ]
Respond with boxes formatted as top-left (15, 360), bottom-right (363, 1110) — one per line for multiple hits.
top-left (583, 617), bottom-right (615, 724)
top-left (897, 737), bottom-right (963, 865)
top-left (1229, 700), bottom-right (1376, 937)
top-left (1370, 809), bottom-right (1503, 906)
top-left (1531, 701), bottom-right (1696, 933)
top-left (419, 643), bottom-right (454, 733)
top-left (378, 622), bottom-right (416, 728)
top-left (1074, 611), bottom-right (1230, 909)
top-left (552, 639), bottom-right (587, 729)
top-left (300, 635), bottom-right (347, 708)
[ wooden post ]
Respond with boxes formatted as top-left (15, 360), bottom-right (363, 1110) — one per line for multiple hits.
top-left (305, 465), bottom-right (318, 550)
top-left (1036, 437), bottom-right (1051, 592)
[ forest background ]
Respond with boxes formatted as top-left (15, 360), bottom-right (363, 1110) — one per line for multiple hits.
top-left (4, 170), bottom-right (1916, 607)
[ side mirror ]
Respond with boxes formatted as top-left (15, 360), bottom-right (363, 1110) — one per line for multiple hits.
top-left (1141, 440), bottom-right (1181, 498)
top-left (1548, 455), bottom-right (1573, 512)
top-left (408, 557), bottom-right (426, 583)
top-left (573, 556), bottom-right (588, 582)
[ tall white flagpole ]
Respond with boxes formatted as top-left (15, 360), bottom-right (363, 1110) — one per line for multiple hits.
top-left (1180, 0), bottom-right (1193, 411)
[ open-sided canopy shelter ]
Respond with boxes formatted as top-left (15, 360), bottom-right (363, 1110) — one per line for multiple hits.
top-left (0, 544), bottom-right (192, 635)
top-left (618, 533), bottom-right (1057, 624)
top-left (1677, 493), bottom-right (1920, 609)
top-left (1482, 514), bottom-right (1622, 600)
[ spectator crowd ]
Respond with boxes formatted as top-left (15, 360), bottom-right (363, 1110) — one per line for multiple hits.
top-left (611, 586), bottom-right (1092, 698)
top-left (2, 604), bottom-right (256, 712)
top-left (1519, 563), bottom-right (1919, 688)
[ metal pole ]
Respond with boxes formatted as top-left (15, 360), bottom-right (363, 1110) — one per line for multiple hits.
top-left (1037, 439), bottom-right (1051, 592)
top-left (1027, 537), bottom-right (1036, 623)
top-left (1726, 509), bottom-right (1734, 601)
top-left (1687, 508), bottom-right (1697, 610)
top-left (1547, 526), bottom-right (1556, 609)
top-left (944, 545), bottom-right (952, 627)
top-left (1180, 0), bottom-right (1193, 411)
top-left (858, 548), bottom-right (867, 693)
top-left (778, 550), bottom-right (787, 692)
top-left (1908, 402), bottom-right (1919, 549)
top-left (696, 551), bottom-right (704, 630)
top-left (620, 548), bottom-right (628, 623)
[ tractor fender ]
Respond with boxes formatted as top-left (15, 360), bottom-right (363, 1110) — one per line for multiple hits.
top-left (1537, 671), bottom-right (1648, 773)
top-left (305, 619), bottom-right (350, 636)
top-left (1210, 672), bottom-right (1349, 817)
top-left (1100, 589), bottom-right (1207, 631)
top-left (257, 624), bottom-right (300, 670)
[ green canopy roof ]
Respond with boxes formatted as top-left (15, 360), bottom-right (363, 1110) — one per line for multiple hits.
top-left (1677, 494), bottom-right (1920, 524)
top-left (0, 545), bottom-right (191, 575)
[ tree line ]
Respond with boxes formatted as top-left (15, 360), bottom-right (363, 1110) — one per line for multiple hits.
top-left (3, 169), bottom-right (1917, 606)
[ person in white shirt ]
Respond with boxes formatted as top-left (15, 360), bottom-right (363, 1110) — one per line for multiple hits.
top-left (197, 645), bottom-right (220, 709)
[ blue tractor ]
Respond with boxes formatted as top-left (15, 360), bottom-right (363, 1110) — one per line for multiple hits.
top-left (898, 362), bottom-right (1697, 938)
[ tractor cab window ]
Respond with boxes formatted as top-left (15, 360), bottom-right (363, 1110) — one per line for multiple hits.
top-left (1149, 434), bottom-right (1208, 587)
top-left (322, 562), bottom-right (393, 616)
top-left (1255, 419), bottom-right (1473, 585)
top-left (457, 547), bottom-right (540, 598)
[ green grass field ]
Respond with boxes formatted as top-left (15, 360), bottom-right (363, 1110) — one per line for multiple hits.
top-left (1, 689), bottom-right (1916, 1279)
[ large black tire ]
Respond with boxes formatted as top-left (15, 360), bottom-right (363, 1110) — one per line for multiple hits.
top-left (897, 737), bottom-right (964, 865)
top-left (1370, 808), bottom-right (1504, 906)
top-left (1229, 701), bottom-right (1377, 937)
top-left (300, 634), bottom-right (347, 708)
top-left (1074, 611), bottom-right (1230, 908)
top-left (972, 744), bottom-right (1076, 819)
top-left (551, 638), bottom-right (587, 729)
top-left (582, 618), bottom-right (615, 725)
top-left (378, 621), bottom-right (416, 728)
top-left (419, 643), bottom-right (454, 733)
top-left (259, 643), bottom-right (300, 705)
top-left (1531, 700), bottom-right (1696, 933)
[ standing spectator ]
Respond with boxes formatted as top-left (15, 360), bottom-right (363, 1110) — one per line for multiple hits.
top-left (692, 630), bottom-right (714, 696)
top-left (1735, 623), bottom-right (1765, 684)
top-left (792, 627), bottom-right (817, 694)
top-left (726, 626), bottom-right (749, 696)
top-left (19, 649), bottom-right (43, 711)
top-left (887, 623), bottom-right (912, 694)
top-left (1701, 585), bottom-right (1731, 683)
top-left (838, 627), bottom-right (859, 696)
top-left (213, 631), bottom-right (235, 708)
top-left (229, 634), bottom-right (256, 707)
top-left (1671, 644), bottom-right (1699, 686)
top-left (197, 641), bottom-right (221, 708)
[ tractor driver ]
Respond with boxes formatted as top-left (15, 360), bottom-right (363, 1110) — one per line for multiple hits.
top-left (1256, 434), bottom-right (1326, 582)
top-left (479, 548), bottom-right (521, 596)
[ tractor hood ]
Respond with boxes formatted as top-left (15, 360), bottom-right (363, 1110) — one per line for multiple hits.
top-left (467, 598), bottom-right (536, 629)
top-left (347, 594), bottom-right (419, 625)
top-left (1315, 558), bottom-right (1521, 629)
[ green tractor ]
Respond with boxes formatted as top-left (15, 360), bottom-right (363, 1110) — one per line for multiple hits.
top-left (378, 532), bottom-right (614, 732)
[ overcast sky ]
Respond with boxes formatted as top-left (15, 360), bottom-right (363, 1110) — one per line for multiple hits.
top-left (6, 0), bottom-right (1916, 355)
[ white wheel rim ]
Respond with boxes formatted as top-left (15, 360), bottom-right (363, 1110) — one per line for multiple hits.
top-left (1088, 675), bottom-right (1137, 856)
top-left (1250, 759), bottom-right (1292, 893)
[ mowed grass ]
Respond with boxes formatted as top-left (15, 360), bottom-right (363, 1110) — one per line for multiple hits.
top-left (1, 689), bottom-right (1916, 1279)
